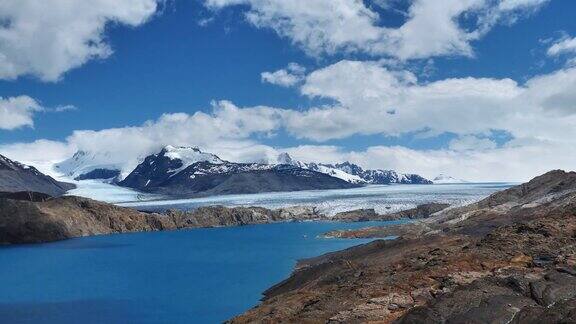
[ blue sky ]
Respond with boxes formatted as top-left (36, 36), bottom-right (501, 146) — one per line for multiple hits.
top-left (1, 0), bottom-right (576, 181)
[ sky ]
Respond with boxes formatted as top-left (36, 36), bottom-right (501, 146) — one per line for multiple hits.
top-left (1, 0), bottom-right (576, 181)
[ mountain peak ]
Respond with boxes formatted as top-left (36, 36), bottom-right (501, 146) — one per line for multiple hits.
top-left (159, 146), bottom-right (224, 165)
top-left (276, 152), bottom-right (294, 165)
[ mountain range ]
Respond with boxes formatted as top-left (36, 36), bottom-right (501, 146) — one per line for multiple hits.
top-left (56, 146), bottom-right (432, 186)
top-left (50, 146), bottom-right (433, 197)
top-left (117, 146), bottom-right (359, 196)
top-left (0, 154), bottom-right (75, 196)
top-left (275, 152), bottom-right (432, 185)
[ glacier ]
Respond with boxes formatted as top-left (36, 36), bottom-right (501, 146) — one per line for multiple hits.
top-left (118, 182), bottom-right (514, 216)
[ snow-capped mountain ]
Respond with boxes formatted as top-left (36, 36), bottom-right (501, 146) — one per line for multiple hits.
top-left (0, 154), bottom-right (75, 196)
top-left (433, 174), bottom-right (468, 184)
top-left (55, 150), bottom-right (124, 182)
top-left (119, 146), bottom-right (358, 196)
top-left (275, 153), bottom-right (432, 185)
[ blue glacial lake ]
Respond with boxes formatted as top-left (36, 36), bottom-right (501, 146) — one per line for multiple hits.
top-left (0, 220), bottom-right (404, 324)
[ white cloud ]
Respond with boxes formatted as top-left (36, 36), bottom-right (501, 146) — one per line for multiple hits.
top-left (52, 105), bottom-right (78, 113)
top-left (205, 0), bottom-right (549, 60)
top-left (0, 95), bottom-right (42, 130)
top-left (261, 62), bottom-right (306, 87)
top-left (547, 35), bottom-right (576, 56)
top-left (282, 60), bottom-right (523, 141)
top-left (0, 0), bottom-right (160, 81)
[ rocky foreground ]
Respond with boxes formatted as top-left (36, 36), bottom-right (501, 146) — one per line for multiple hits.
top-left (230, 170), bottom-right (576, 323)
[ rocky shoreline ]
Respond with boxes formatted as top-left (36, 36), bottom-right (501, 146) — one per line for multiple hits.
top-left (230, 170), bottom-right (576, 323)
top-left (0, 193), bottom-right (443, 244)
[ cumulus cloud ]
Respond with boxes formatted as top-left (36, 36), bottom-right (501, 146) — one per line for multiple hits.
top-left (278, 60), bottom-right (576, 146)
top-left (204, 0), bottom-right (549, 60)
top-left (0, 0), bottom-right (160, 81)
top-left (261, 63), bottom-right (306, 87)
top-left (0, 95), bottom-right (42, 130)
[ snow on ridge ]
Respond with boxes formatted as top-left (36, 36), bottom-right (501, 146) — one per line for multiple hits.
top-left (313, 164), bottom-right (366, 184)
top-left (274, 152), bottom-right (430, 184)
top-left (161, 145), bottom-right (225, 176)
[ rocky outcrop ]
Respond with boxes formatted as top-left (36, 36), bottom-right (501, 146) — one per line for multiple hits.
top-left (0, 154), bottom-right (75, 196)
top-left (230, 170), bottom-right (576, 323)
top-left (0, 195), bottom-right (323, 244)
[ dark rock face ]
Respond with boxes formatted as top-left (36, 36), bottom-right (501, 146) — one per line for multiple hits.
top-left (0, 154), bottom-right (75, 196)
top-left (230, 170), bottom-right (576, 323)
top-left (119, 148), bottom-right (359, 197)
top-left (75, 168), bottom-right (121, 181)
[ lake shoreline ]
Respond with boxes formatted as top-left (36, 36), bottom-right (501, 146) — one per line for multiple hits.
top-left (0, 192), bottom-right (448, 245)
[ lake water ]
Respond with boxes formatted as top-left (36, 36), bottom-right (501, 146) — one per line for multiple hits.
top-left (120, 183), bottom-right (513, 215)
top-left (0, 221), bottom-right (404, 324)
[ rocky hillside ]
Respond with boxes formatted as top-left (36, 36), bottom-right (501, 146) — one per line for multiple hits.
top-left (0, 154), bottom-right (74, 196)
top-left (119, 146), bottom-right (359, 197)
top-left (230, 170), bottom-right (576, 323)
